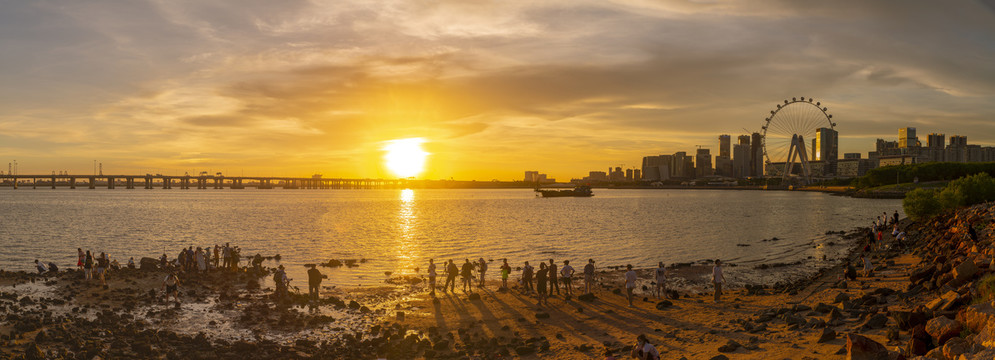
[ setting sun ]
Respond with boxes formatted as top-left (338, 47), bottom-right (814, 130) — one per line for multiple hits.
top-left (382, 138), bottom-right (429, 178)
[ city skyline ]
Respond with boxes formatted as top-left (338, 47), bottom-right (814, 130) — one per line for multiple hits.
top-left (2, 1), bottom-right (994, 181)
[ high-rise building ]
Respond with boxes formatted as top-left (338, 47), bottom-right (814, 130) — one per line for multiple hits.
top-left (751, 133), bottom-right (763, 177)
top-left (814, 128), bottom-right (838, 162)
top-left (625, 168), bottom-right (633, 181)
top-left (714, 156), bottom-right (732, 177)
top-left (695, 148), bottom-right (712, 178)
top-left (641, 155), bottom-right (672, 181)
top-left (718, 135), bottom-right (731, 158)
top-left (732, 144), bottom-right (751, 178)
top-left (950, 135), bottom-right (967, 147)
top-left (899, 127), bottom-right (918, 148)
top-left (672, 152), bottom-right (694, 179)
top-left (927, 133), bottom-right (945, 149)
top-left (633, 169), bottom-right (641, 180)
top-left (843, 153), bottom-right (861, 160)
top-left (738, 135), bottom-right (750, 146)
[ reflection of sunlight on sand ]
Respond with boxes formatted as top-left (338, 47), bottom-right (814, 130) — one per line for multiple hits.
top-left (395, 189), bottom-right (419, 276)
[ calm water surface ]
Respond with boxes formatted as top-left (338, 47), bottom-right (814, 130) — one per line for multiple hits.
top-left (0, 188), bottom-right (902, 286)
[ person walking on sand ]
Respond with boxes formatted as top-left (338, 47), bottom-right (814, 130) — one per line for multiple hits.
top-left (584, 259), bottom-right (596, 294)
top-left (629, 334), bottom-right (661, 360)
top-left (712, 259), bottom-right (725, 303)
top-left (625, 264), bottom-right (637, 307)
top-left (500, 259), bottom-right (511, 289)
top-left (162, 272), bottom-right (181, 304)
top-left (461, 259), bottom-right (474, 292)
top-left (536, 263), bottom-right (549, 307)
top-left (522, 261), bottom-right (534, 294)
top-left (307, 264), bottom-right (325, 302)
top-left (548, 259), bottom-right (560, 296)
top-left (84, 250), bottom-right (94, 281)
top-left (77, 248), bottom-right (85, 271)
top-left (477, 258), bottom-right (488, 288)
top-left (654, 262), bottom-right (667, 299)
top-left (560, 260), bottom-right (575, 296)
top-left (445, 260), bottom-right (458, 292)
top-left (427, 259), bottom-right (437, 296)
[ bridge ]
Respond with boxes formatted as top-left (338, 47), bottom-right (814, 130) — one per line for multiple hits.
top-left (0, 174), bottom-right (409, 190)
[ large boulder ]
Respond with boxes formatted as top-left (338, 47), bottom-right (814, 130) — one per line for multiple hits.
top-left (861, 313), bottom-right (889, 330)
top-left (926, 316), bottom-right (963, 345)
top-left (956, 302), bottom-right (995, 333)
top-left (846, 333), bottom-right (889, 360)
top-left (139, 257), bottom-right (159, 271)
top-left (941, 337), bottom-right (971, 360)
top-left (892, 310), bottom-right (928, 331)
top-left (953, 260), bottom-right (979, 282)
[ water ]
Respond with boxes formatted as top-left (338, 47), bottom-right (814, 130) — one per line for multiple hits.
top-left (0, 188), bottom-right (902, 286)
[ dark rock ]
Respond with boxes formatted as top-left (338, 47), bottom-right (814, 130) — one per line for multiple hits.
top-left (708, 355), bottom-right (730, 360)
top-left (926, 316), bottom-right (962, 345)
top-left (717, 340), bottom-right (741, 353)
top-left (535, 312), bottom-right (550, 319)
top-left (818, 328), bottom-right (836, 343)
top-left (515, 346), bottom-right (535, 355)
top-left (655, 300), bottom-right (673, 310)
top-left (23, 342), bottom-right (44, 360)
top-left (846, 333), bottom-right (889, 360)
top-left (861, 313), bottom-right (889, 329)
top-left (906, 337), bottom-right (929, 356)
top-left (578, 293), bottom-right (596, 302)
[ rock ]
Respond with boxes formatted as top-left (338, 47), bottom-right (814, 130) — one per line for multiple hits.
top-left (717, 340), bottom-right (741, 353)
top-left (139, 257), bottom-right (158, 271)
top-left (834, 293), bottom-right (850, 304)
top-left (926, 316), bottom-right (963, 345)
top-left (942, 337), bottom-right (970, 359)
top-left (956, 302), bottom-right (995, 333)
top-left (861, 313), bottom-right (889, 329)
top-left (515, 346), bottom-right (535, 355)
top-left (973, 321), bottom-right (995, 348)
top-left (905, 337), bottom-right (929, 356)
top-left (577, 293), bottom-right (596, 302)
top-left (433, 340), bottom-right (449, 351)
top-left (829, 307), bottom-right (845, 325)
top-left (961, 348), bottom-right (995, 360)
top-left (846, 333), bottom-right (889, 360)
top-left (535, 312), bottom-right (550, 319)
top-left (23, 342), bottom-right (44, 360)
top-left (953, 260), bottom-right (979, 282)
top-left (892, 310), bottom-right (928, 331)
top-left (348, 300), bottom-right (360, 310)
top-left (708, 355), bottom-right (729, 360)
top-left (468, 293), bottom-right (481, 301)
top-left (818, 328), bottom-right (836, 343)
top-left (815, 303), bottom-right (835, 313)
top-left (655, 301), bottom-right (673, 310)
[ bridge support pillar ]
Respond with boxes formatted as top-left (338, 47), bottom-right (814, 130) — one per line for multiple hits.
top-left (108, 177), bottom-right (115, 189)
top-left (89, 177), bottom-right (95, 189)
top-left (126, 177), bottom-right (134, 189)
top-left (51, 177), bottom-right (56, 189)
top-left (70, 177), bottom-right (76, 189)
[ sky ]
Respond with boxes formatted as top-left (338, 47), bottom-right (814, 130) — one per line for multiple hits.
top-left (2, 0), bottom-right (994, 181)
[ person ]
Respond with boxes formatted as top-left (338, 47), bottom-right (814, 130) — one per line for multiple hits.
top-left (34, 259), bottom-right (47, 274)
top-left (461, 259), bottom-right (474, 292)
top-left (844, 261), bottom-right (858, 281)
top-left (892, 224), bottom-right (900, 238)
top-left (84, 250), bottom-right (94, 281)
top-left (47, 262), bottom-right (59, 273)
top-left (177, 249), bottom-right (187, 272)
top-left (969, 222), bottom-right (979, 242)
top-left (548, 259), bottom-right (560, 296)
top-left (222, 243), bottom-right (231, 269)
top-left (96, 252), bottom-right (109, 286)
top-left (893, 210), bottom-right (899, 225)
top-left (654, 262), bottom-right (667, 299)
top-left (213, 244), bottom-right (220, 268)
top-left (560, 260), bottom-right (575, 296)
top-left (867, 229), bottom-right (876, 251)
top-left (629, 334), bottom-right (660, 360)
top-left (445, 260), bottom-right (458, 292)
top-left (477, 258), bottom-right (488, 288)
top-left (536, 263), bottom-right (549, 307)
top-left (712, 259), bottom-right (725, 303)
top-left (230, 247), bottom-right (241, 271)
top-left (160, 253), bottom-right (168, 269)
top-left (204, 247), bottom-right (212, 269)
top-left (861, 254), bottom-right (873, 277)
top-left (522, 261), bottom-right (534, 294)
top-left (127, 257), bottom-right (136, 269)
top-left (110, 258), bottom-right (120, 270)
top-left (427, 259), bottom-right (438, 296)
top-left (625, 264), bottom-right (637, 307)
top-left (583, 259), bottom-right (596, 294)
top-left (307, 264), bottom-right (324, 301)
top-left (500, 259), bottom-right (511, 289)
top-left (274, 265), bottom-right (288, 298)
top-left (162, 272), bottom-right (181, 304)
top-left (252, 253), bottom-right (264, 273)
top-left (77, 248), bottom-right (85, 271)
top-left (896, 231), bottom-right (906, 247)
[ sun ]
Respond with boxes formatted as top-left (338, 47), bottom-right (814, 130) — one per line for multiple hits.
top-left (382, 138), bottom-right (429, 178)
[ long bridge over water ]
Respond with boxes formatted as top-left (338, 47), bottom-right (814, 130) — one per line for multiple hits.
top-left (1, 174), bottom-right (409, 190)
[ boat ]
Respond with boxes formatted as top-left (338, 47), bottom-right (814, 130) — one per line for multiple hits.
top-left (535, 185), bottom-right (594, 197)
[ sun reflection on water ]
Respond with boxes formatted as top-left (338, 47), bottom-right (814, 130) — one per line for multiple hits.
top-left (395, 189), bottom-right (419, 277)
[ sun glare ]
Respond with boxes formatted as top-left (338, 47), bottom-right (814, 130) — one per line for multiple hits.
top-left (382, 138), bottom-right (429, 178)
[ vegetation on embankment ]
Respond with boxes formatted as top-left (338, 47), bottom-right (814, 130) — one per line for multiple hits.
top-left (856, 162), bottom-right (995, 189)
top-left (902, 172), bottom-right (995, 221)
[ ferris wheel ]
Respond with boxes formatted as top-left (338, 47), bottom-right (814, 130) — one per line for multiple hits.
top-left (761, 97), bottom-right (836, 183)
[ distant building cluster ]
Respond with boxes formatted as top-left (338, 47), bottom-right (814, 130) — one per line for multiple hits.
top-left (555, 126), bottom-right (993, 184)
top-left (524, 171), bottom-right (556, 184)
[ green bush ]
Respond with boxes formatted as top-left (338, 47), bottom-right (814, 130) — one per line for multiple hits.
top-left (858, 162), bottom-right (995, 189)
top-left (903, 188), bottom-right (942, 221)
top-left (903, 173), bottom-right (995, 221)
top-left (976, 274), bottom-right (995, 304)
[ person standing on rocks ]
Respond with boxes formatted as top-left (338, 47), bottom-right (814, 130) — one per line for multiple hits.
top-left (96, 252), bottom-right (109, 286)
top-left (445, 260), bottom-right (458, 292)
top-left (500, 259), bottom-right (511, 289)
top-left (629, 334), bottom-right (660, 360)
top-left (893, 210), bottom-right (899, 225)
top-left (536, 263), bottom-right (549, 307)
top-left (274, 265), bottom-right (288, 298)
top-left (477, 258), bottom-right (488, 288)
top-left (560, 260), bottom-right (575, 296)
top-left (162, 272), bottom-right (181, 304)
top-left (712, 259), bottom-right (725, 303)
top-left (654, 262), bottom-right (667, 299)
top-left (222, 243), bottom-right (231, 269)
top-left (461, 259), bottom-right (474, 292)
top-left (307, 264), bottom-right (324, 302)
top-left (522, 261), bottom-right (534, 294)
top-left (625, 264), bottom-right (637, 307)
top-left (861, 254), bottom-right (873, 277)
top-left (427, 259), bottom-right (437, 296)
top-left (77, 248), bottom-right (85, 272)
top-left (548, 259), bottom-right (560, 296)
top-left (969, 222), bottom-right (979, 242)
top-left (196, 247), bottom-right (207, 273)
top-left (84, 250), bottom-right (94, 281)
top-left (583, 259), bottom-right (596, 294)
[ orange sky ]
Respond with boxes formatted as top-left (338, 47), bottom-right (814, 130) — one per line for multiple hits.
top-left (2, 1), bottom-right (994, 181)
